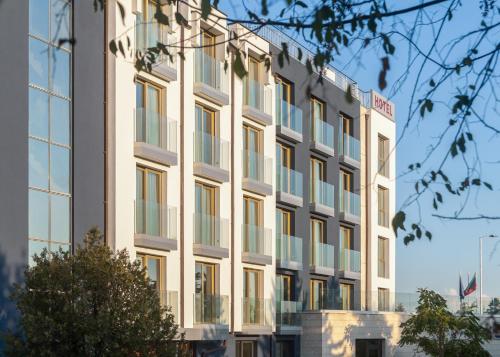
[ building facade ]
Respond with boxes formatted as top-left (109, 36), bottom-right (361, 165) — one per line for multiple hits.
top-left (0, 0), bottom-right (397, 356)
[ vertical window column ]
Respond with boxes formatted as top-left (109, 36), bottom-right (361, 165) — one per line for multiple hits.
top-left (28, 0), bottom-right (72, 264)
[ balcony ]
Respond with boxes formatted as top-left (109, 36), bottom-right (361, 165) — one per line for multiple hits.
top-left (194, 48), bottom-right (229, 106)
top-left (243, 78), bottom-right (272, 125)
top-left (276, 234), bottom-right (303, 271)
top-left (242, 150), bottom-right (273, 196)
top-left (338, 249), bottom-right (361, 280)
top-left (309, 289), bottom-right (336, 310)
top-left (276, 166), bottom-right (303, 207)
top-left (311, 118), bottom-right (335, 157)
top-left (276, 100), bottom-right (303, 142)
top-left (338, 133), bottom-right (361, 169)
top-left (159, 290), bottom-right (179, 323)
top-left (135, 21), bottom-right (177, 81)
top-left (242, 224), bottom-right (272, 265)
top-left (242, 297), bottom-right (272, 334)
top-left (310, 180), bottom-right (335, 217)
top-left (193, 213), bottom-right (229, 259)
top-left (134, 200), bottom-right (177, 251)
top-left (339, 190), bottom-right (361, 224)
top-left (193, 131), bottom-right (230, 183)
top-left (134, 108), bottom-right (177, 166)
top-left (194, 293), bottom-right (229, 325)
top-left (276, 300), bottom-right (302, 334)
top-left (310, 241), bottom-right (335, 276)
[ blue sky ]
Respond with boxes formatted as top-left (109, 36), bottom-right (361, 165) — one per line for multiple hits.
top-left (219, 1), bottom-right (500, 298)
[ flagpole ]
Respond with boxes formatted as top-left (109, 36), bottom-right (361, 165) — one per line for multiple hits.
top-left (479, 234), bottom-right (498, 315)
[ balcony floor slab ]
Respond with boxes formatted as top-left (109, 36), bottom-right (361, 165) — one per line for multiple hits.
top-left (242, 105), bottom-right (273, 126)
top-left (134, 142), bottom-right (178, 166)
top-left (135, 234), bottom-right (177, 251)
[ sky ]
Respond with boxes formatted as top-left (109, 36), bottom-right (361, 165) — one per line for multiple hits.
top-left (219, 0), bottom-right (500, 298)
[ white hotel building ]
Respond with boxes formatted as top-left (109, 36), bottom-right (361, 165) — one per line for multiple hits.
top-left (1, 0), bottom-right (400, 356)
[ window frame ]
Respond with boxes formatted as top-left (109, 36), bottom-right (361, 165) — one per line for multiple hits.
top-left (310, 278), bottom-right (326, 310)
top-left (137, 253), bottom-right (165, 291)
top-left (378, 135), bottom-right (390, 177)
top-left (378, 237), bottom-right (389, 278)
top-left (377, 186), bottom-right (389, 227)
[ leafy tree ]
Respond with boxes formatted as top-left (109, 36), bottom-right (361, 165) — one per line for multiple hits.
top-left (4, 228), bottom-right (182, 357)
top-left (399, 288), bottom-right (491, 357)
top-left (395, 302), bottom-right (406, 312)
top-left (486, 297), bottom-right (500, 315)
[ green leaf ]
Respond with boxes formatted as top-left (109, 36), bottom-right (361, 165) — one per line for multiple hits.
top-left (483, 182), bottom-right (493, 190)
top-left (201, 0), bottom-right (211, 20)
top-left (425, 231), bottom-right (432, 240)
top-left (436, 192), bottom-right (442, 203)
top-left (233, 52), bottom-right (248, 79)
top-left (118, 40), bottom-right (125, 57)
top-left (392, 211), bottom-right (406, 235)
top-left (295, 0), bottom-right (308, 8)
top-left (109, 40), bottom-right (118, 55)
top-left (430, 79), bottom-right (435, 87)
top-left (117, 1), bottom-right (126, 25)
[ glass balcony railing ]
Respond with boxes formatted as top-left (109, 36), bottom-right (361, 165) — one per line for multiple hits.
top-left (134, 108), bottom-right (177, 153)
top-left (310, 241), bottom-right (335, 270)
top-left (242, 224), bottom-right (272, 256)
top-left (135, 200), bottom-right (177, 239)
top-left (193, 213), bottom-right (229, 249)
top-left (312, 117), bottom-right (334, 150)
top-left (309, 288), bottom-right (336, 310)
top-left (339, 249), bottom-right (361, 273)
top-left (276, 166), bottom-right (303, 198)
top-left (243, 78), bottom-right (272, 115)
top-left (242, 150), bottom-right (272, 185)
top-left (135, 20), bottom-right (176, 69)
top-left (310, 179), bottom-right (335, 208)
top-left (276, 300), bottom-right (302, 327)
top-left (276, 99), bottom-right (303, 135)
top-left (194, 48), bottom-right (228, 94)
top-left (276, 233), bottom-right (303, 265)
top-left (242, 297), bottom-right (272, 326)
top-left (339, 190), bottom-right (361, 217)
top-left (339, 133), bottom-right (360, 162)
top-left (194, 131), bottom-right (230, 171)
top-left (158, 290), bottom-right (179, 323)
top-left (194, 293), bottom-right (229, 325)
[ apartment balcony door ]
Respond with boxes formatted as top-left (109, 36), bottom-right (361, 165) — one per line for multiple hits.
top-left (276, 77), bottom-right (291, 125)
top-left (276, 143), bottom-right (292, 191)
top-left (310, 218), bottom-right (325, 265)
top-left (243, 269), bottom-right (262, 324)
top-left (195, 182), bottom-right (216, 245)
top-left (243, 196), bottom-right (261, 252)
top-left (137, 254), bottom-right (163, 292)
top-left (243, 125), bottom-right (261, 180)
top-left (195, 104), bottom-right (216, 165)
top-left (136, 167), bottom-right (161, 236)
top-left (339, 114), bottom-right (353, 151)
top-left (340, 283), bottom-right (353, 310)
top-left (310, 279), bottom-right (325, 310)
top-left (276, 208), bottom-right (291, 260)
top-left (248, 57), bottom-right (261, 107)
top-left (195, 262), bottom-right (216, 323)
top-left (136, 80), bottom-right (161, 146)
top-left (277, 274), bottom-right (292, 302)
top-left (310, 157), bottom-right (325, 200)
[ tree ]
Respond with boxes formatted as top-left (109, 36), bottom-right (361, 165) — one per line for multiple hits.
top-left (4, 228), bottom-right (182, 357)
top-left (102, 0), bottom-right (500, 242)
top-left (399, 288), bottom-right (491, 357)
top-left (486, 297), bottom-right (500, 315)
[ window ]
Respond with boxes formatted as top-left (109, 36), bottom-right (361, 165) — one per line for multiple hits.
top-left (310, 218), bottom-right (325, 266)
top-left (340, 283), bottom-right (353, 310)
top-left (243, 196), bottom-right (262, 227)
top-left (310, 157), bottom-right (325, 199)
top-left (135, 79), bottom-right (162, 146)
top-left (242, 124), bottom-right (263, 180)
top-left (276, 77), bottom-right (292, 124)
top-left (139, 0), bottom-right (170, 49)
top-left (378, 237), bottom-right (389, 278)
top-left (276, 208), bottom-right (292, 236)
top-left (339, 114), bottom-right (353, 136)
top-left (311, 97), bottom-right (324, 123)
top-left (200, 29), bottom-right (216, 57)
top-left (243, 196), bottom-right (262, 252)
top-left (195, 182), bottom-right (217, 244)
top-left (339, 170), bottom-right (353, 192)
top-left (378, 135), bottom-right (389, 177)
top-left (276, 341), bottom-right (293, 357)
top-left (340, 226), bottom-right (353, 251)
top-left (28, 0), bottom-right (72, 263)
top-left (137, 254), bottom-right (164, 291)
top-left (310, 279), bottom-right (326, 310)
top-left (378, 288), bottom-right (390, 311)
top-left (195, 261), bottom-right (217, 323)
top-left (378, 186), bottom-right (389, 227)
top-left (277, 274), bottom-right (293, 302)
top-left (136, 167), bottom-right (162, 236)
top-left (195, 104), bottom-right (217, 165)
top-left (236, 341), bottom-right (257, 357)
top-left (243, 268), bottom-right (263, 324)
top-left (276, 142), bottom-right (292, 169)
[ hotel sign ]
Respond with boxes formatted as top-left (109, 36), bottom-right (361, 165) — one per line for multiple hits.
top-left (371, 91), bottom-right (395, 121)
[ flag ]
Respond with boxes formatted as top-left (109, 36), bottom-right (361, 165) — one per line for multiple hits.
top-left (459, 274), bottom-right (465, 301)
top-left (464, 273), bottom-right (477, 297)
